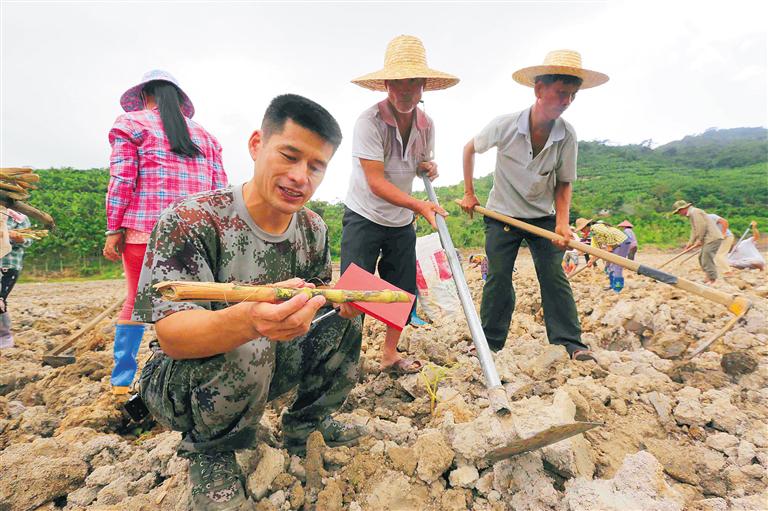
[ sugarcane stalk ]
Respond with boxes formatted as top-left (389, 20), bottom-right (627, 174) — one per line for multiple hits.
top-left (0, 190), bottom-right (30, 201)
top-left (154, 281), bottom-right (410, 304)
top-left (0, 181), bottom-right (26, 193)
top-left (11, 228), bottom-right (49, 240)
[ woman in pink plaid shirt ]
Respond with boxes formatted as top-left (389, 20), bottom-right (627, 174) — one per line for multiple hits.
top-left (104, 70), bottom-right (228, 394)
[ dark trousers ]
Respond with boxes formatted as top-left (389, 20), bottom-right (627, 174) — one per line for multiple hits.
top-left (0, 268), bottom-right (20, 314)
top-left (480, 216), bottom-right (586, 355)
top-left (140, 309), bottom-right (362, 454)
top-left (340, 207), bottom-right (417, 320)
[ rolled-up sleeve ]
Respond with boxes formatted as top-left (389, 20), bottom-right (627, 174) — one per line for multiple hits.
top-left (107, 116), bottom-right (140, 231)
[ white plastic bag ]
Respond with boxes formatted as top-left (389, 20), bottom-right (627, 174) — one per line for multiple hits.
top-left (727, 238), bottom-right (766, 270)
top-left (415, 233), bottom-right (461, 321)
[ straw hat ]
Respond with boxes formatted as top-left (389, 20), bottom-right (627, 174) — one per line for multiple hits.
top-left (120, 69), bottom-right (195, 118)
top-left (351, 35), bottom-right (459, 92)
top-left (574, 217), bottom-right (593, 231)
top-left (671, 200), bottom-right (692, 214)
top-left (617, 220), bottom-right (634, 228)
top-left (512, 50), bottom-right (609, 89)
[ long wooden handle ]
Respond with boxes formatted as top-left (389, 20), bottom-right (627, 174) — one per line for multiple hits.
top-left (677, 249), bottom-right (701, 266)
top-left (461, 202), bottom-right (751, 315)
top-left (687, 310), bottom-right (747, 359)
top-left (154, 281), bottom-right (410, 304)
top-left (566, 263), bottom-right (592, 280)
top-left (658, 244), bottom-right (698, 269)
top-left (49, 297), bottom-right (125, 356)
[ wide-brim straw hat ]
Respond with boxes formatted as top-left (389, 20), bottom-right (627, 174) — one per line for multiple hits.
top-left (574, 217), bottom-right (594, 231)
top-left (120, 69), bottom-right (195, 118)
top-left (671, 200), bottom-right (692, 214)
top-left (512, 49), bottom-right (609, 89)
top-left (352, 35), bottom-right (459, 92)
top-left (617, 220), bottom-right (634, 228)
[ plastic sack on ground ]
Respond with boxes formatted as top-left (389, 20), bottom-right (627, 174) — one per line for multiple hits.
top-left (415, 233), bottom-right (461, 321)
top-left (727, 238), bottom-right (766, 270)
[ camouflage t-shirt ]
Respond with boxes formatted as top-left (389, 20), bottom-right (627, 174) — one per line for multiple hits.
top-left (132, 184), bottom-right (331, 323)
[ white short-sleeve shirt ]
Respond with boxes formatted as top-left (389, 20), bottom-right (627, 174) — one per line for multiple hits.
top-left (474, 107), bottom-right (577, 219)
top-left (345, 100), bottom-right (434, 227)
top-left (707, 213), bottom-right (733, 237)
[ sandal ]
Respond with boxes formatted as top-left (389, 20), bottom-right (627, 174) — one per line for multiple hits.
top-left (571, 349), bottom-right (596, 362)
top-left (381, 357), bottom-right (423, 375)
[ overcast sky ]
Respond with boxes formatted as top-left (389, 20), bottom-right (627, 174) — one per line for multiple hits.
top-left (2, 1), bottom-right (766, 201)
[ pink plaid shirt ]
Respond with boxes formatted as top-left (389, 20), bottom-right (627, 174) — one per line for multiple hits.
top-left (107, 108), bottom-right (228, 232)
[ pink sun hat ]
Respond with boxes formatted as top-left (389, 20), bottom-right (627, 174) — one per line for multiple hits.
top-left (119, 69), bottom-right (195, 118)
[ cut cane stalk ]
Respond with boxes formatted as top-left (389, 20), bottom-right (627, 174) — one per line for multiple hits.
top-left (0, 190), bottom-right (30, 201)
top-left (0, 181), bottom-right (26, 193)
top-left (154, 281), bottom-right (411, 304)
top-left (11, 228), bottom-right (49, 240)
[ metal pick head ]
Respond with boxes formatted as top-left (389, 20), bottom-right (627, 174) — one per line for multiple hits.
top-left (485, 421), bottom-right (602, 464)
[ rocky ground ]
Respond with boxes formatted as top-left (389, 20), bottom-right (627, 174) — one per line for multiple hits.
top-left (1, 251), bottom-right (766, 511)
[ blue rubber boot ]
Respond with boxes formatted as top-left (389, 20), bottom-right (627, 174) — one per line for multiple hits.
top-left (410, 310), bottom-right (429, 327)
top-left (111, 324), bottom-right (145, 393)
top-left (612, 277), bottom-right (625, 293)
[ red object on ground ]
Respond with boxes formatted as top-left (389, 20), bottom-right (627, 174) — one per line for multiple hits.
top-left (336, 263), bottom-right (414, 331)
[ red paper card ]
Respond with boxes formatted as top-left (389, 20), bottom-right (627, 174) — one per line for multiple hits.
top-left (336, 263), bottom-right (415, 331)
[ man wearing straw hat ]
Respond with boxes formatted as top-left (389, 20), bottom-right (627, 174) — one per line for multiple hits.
top-left (459, 50), bottom-right (608, 360)
top-left (133, 95), bottom-right (368, 510)
top-left (671, 199), bottom-right (724, 283)
top-left (340, 35), bottom-right (458, 374)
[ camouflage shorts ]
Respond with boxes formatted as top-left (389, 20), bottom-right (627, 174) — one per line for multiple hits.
top-left (139, 307), bottom-right (362, 453)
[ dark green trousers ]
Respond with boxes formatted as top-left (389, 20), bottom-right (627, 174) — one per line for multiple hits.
top-left (480, 215), bottom-right (586, 355)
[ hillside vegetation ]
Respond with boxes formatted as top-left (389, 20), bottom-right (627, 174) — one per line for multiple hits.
top-left (21, 127), bottom-right (768, 276)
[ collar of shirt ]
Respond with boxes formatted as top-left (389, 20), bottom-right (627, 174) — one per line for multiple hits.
top-left (377, 99), bottom-right (430, 131)
top-left (517, 106), bottom-right (566, 149)
top-left (6, 209), bottom-right (25, 223)
top-left (376, 99), bottom-right (431, 159)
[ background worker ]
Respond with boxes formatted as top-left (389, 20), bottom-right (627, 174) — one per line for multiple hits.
top-left (671, 200), bottom-right (724, 283)
top-left (104, 69), bottom-right (228, 394)
top-left (618, 220), bottom-right (638, 260)
top-left (708, 212), bottom-right (734, 276)
top-left (576, 218), bottom-right (629, 292)
top-left (0, 209), bottom-right (33, 349)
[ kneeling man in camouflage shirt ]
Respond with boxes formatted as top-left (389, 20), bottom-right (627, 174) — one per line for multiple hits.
top-left (133, 94), bottom-right (366, 510)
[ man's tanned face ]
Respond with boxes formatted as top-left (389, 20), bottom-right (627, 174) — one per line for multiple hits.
top-left (385, 78), bottom-right (425, 115)
top-left (535, 80), bottom-right (580, 121)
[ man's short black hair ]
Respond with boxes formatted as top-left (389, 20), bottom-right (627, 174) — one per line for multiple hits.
top-left (534, 74), bottom-right (584, 87)
top-left (262, 94), bottom-right (342, 148)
